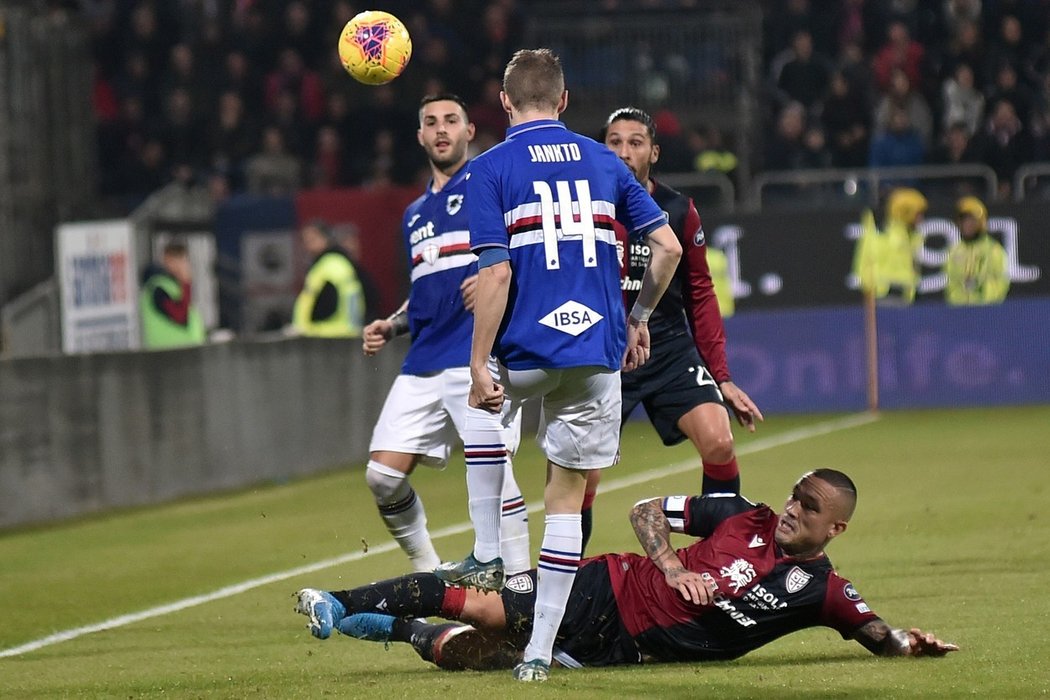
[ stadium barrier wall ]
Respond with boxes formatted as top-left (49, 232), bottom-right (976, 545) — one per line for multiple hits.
top-left (721, 297), bottom-right (1050, 414)
top-left (0, 337), bottom-right (405, 529)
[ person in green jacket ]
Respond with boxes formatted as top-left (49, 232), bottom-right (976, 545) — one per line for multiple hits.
top-left (293, 220), bottom-right (367, 338)
top-left (944, 196), bottom-right (1009, 305)
top-left (852, 187), bottom-right (927, 305)
top-left (140, 240), bottom-right (206, 349)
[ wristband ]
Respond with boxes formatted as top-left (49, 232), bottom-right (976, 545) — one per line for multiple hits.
top-left (387, 309), bottom-right (409, 337)
top-left (629, 303), bottom-right (654, 323)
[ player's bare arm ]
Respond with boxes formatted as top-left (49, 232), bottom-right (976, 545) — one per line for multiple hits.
top-left (718, 380), bottom-right (764, 433)
top-left (630, 498), bottom-right (715, 606)
top-left (853, 619), bottom-right (959, 657)
top-left (469, 260), bottom-right (510, 412)
top-left (626, 223), bottom-right (682, 369)
top-left (363, 300), bottom-right (409, 356)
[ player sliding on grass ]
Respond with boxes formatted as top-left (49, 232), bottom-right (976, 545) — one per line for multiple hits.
top-left (295, 468), bottom-right (958, 670)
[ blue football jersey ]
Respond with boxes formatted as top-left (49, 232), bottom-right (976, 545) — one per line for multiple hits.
top-left (401, 165), bottom-right (476, 375)
top-left (468, 119), bottom-right (666, 370)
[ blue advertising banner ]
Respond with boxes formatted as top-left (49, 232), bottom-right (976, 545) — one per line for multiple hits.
top-left (721, 298), bottom-right (1050, 413)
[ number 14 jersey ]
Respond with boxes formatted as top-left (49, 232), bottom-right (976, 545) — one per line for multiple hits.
top-left (468, 119), bottom-right (667, 371)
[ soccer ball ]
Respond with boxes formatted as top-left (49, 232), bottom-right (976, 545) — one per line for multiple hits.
top-left (338, 10), bottom-right (412, 85)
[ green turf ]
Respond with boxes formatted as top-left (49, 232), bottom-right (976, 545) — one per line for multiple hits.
top-left (2, 407), bottom-right (1049, 698)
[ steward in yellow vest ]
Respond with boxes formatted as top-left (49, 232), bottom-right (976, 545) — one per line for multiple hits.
top-left (944, 196), bottom-right (1009, 305)
top-left (293, 220), bottom-right (366, 338)
top-left (852, 187), bottom-right (927, 305)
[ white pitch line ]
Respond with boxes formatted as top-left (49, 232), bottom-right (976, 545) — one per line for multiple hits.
top-left (0, 412), bottom-right (877, 659)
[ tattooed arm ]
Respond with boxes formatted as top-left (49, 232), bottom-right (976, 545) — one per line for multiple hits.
top-left (630, 498), bottom-right (716, 606)
top-left (853, 619), bottom-right (959, 657)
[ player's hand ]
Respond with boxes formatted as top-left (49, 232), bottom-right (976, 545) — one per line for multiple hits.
top-left (623, 320), bottom-right (651, 372)
top-left (469, 367), bottom-right (505, 413)
top-left (904, 628), bottom-right (959, 656)
top-left (718, 381), bottom-right (764, 433)
top-left (460, 274), bottom-right (479, 313)
top-left (664, 568), bottom-right (716, 606)
top-left (362, 319), bottom-right (393, 356)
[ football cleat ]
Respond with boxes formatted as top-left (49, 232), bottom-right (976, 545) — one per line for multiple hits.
top-left (512, 658), bottom-right (550, 682)
top-left (294, 588), bottom-right (346, 640)
top-left (337, 612), bottom-right (395, 642)
top-left (433, 554), bottom-right (505, 592)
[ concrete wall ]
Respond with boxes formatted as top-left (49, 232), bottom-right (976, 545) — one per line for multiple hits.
top-left (0, 337), bottom-right (405, 529)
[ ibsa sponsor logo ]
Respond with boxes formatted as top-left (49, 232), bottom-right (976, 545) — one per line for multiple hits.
top-left (843, 583), bottom-right (861, 601)
top-left (505, 574), bottom-right (533, 594)
top-left (538, 301), bottom-right (603, 336)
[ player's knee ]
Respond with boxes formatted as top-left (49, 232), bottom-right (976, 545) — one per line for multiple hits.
top-left (365, 461), bottom-right (411, 505)
top-left (701, 434), bottom-right (735, 464)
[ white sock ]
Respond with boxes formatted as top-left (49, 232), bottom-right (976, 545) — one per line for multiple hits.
top-left (523, 513), bottom-right (582, 664)
top-left (500, 457), bottom-right (530, 575)
top-left (365, 460), bottom-right (440, 571)
top-left (463, 419), bottom-right (506, 564)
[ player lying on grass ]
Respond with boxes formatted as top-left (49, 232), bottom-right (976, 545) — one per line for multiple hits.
top-left (295, 469), bottom-right (958, 670)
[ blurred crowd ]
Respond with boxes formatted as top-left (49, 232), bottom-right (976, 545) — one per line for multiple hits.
top-left (86, 0), bottom-right (523, 210)
top-left (82, 0), bottom-right (1050, 210)
top-left (761, 0), bottom-right (1050, 198)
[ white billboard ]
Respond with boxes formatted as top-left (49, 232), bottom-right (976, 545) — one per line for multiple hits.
top-left (57, 220), bottom-right (139, 353)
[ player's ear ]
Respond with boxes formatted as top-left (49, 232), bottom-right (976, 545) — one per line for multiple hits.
top-left (417, 128), bottom-right (425, 147)
top-left (828, 520), bottom-right (847, 540)
top-left (499, 91), bottom-right (513, 116)
top-left (466, 121), bottom-right (476, 141)
top-left (651, 143), bottom-right (661, 165)
top-left (557, 90), bottom-right (569, 114)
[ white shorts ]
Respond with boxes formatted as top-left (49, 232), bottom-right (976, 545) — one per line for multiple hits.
top-left (499, 365), bottom-right (621, 470)
top-left (369, 367), bottom-right (521, 468)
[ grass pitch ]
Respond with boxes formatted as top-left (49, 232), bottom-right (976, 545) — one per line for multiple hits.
top-left (2, 407), bottom-right (1049, 698)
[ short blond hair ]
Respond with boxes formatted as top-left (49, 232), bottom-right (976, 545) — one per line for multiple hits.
top-left (502, 48), bottom-right (564, 113)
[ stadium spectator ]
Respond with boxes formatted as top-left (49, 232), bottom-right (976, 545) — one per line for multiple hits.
top-left (265, 48), bottom-right (325, 124)
top-left (140, 239), bottom-right (206, 349)
top-left (772, 29), bottom-right (833, 111)
top-left (944, 196), bottom-right (1010, 305)
top-left (874, 68), bottom-right (934, 148)
top-left (687, 125), bottom-right (739, 181)
top-left (868, 106), bottom-right (926, 169)
top-left (308, 125), bottom-right (349, 188)
top-left (940, 62), bottom-right (985, 136)
top-left (968, 98), bottom-right (1032, 199)
top-left (984, 14), bottom-right (1026, 80)
top-left (156, 87), bottom-right (207, 171)
top-left (821, 71), bottom-right (871, 167)
top-left (207, 91), bottom-right (258, 190)
top-left (872, 21), bottom-right (926, 94)
top-left (939, 18), bottom-right (986, 86)
top-left (929, 121), bottom-right (981, 166)
top-left (764, 101), bottom-right (809, 170)
top-left (294, 469), bottom-right (959, 670)
top-left (985, 62), bottom-right (1036, 124)
top-left (245, 126), bottom-right (301, 196)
